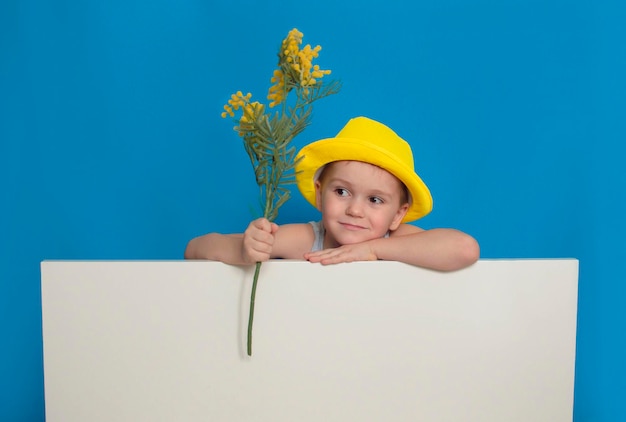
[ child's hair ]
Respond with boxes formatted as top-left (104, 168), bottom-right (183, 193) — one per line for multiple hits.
top-left (295, 116), bottom-right (432, 222)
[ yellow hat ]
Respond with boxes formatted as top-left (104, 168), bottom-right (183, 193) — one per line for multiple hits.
top-left (295, 116), bottom-right (433, 222)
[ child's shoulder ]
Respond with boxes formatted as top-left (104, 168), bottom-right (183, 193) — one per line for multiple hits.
top-left (390, 223), bottom-right (425, 236)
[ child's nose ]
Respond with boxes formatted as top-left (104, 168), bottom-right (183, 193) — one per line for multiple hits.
top-left (345, 199), bottom-right (364, 217)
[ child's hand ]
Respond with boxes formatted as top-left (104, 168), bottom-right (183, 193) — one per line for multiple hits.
top-left (304, 242), bottom-right (377, 265)
top-left (242, 218), bottom-right (279, 264)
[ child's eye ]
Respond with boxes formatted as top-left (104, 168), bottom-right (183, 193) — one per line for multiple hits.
top-left (334, 188), bottom-right (349, 197)
top-left (369, 196), bottom-right (384, 204)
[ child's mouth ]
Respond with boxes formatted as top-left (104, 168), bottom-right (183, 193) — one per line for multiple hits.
top-left (339, 222), bottom-right (366, 231)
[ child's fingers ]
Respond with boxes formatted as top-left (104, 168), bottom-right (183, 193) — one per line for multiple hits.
top-left (242, 238), bottom-right (272, 263)
top-left (305, 245), bottom-right (375, 265)
top-left (304, 249), bottom-right (338, 263)
top-left (251, 217), bottom-right (268, 231)
top-left (251, 218), bottom-right (279, 234)
top-left (242, 218), bottom-right (279, 263)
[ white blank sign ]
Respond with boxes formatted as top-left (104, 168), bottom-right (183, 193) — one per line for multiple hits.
top-left (41, 259), bottom-right (578, 422)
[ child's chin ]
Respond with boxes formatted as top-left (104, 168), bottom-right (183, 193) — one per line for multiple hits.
top-left (335, 233), bottom-right (378, 246)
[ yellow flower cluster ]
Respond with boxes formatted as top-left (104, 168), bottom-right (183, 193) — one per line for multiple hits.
top-left (222, 91), bottom-right (265, 136)
top-left (268, 28), bottom-right (332, 107)
top-left (221, 91), bottom-right (265, 136)
top-left (220, 91), bottom-right (250, 118)
top-left (222, 28), bottom-right (333, 117)
top-left (267, 70), bottom-right (287, 108)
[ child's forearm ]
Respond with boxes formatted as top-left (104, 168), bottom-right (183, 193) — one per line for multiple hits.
top-left (184, 233), bottom-right (248, 265)
top-left (371, 229), bottom-right (480, 271)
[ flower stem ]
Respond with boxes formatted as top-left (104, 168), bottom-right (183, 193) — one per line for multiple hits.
top-left (247, 261), bottom-right (262, 356)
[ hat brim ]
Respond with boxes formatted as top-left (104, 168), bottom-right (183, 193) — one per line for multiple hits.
top-left (295, 138), bottom-right (433, 222)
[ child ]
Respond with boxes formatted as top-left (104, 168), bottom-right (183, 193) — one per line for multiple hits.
top-left (185, 116), bottom-right (479, 271)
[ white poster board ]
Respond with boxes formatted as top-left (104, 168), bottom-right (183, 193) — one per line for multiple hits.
top-left (41, 259), bottom-right (578, 422)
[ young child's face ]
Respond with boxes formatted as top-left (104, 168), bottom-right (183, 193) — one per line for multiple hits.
top-left (314, 161), bottom-right (409, 248)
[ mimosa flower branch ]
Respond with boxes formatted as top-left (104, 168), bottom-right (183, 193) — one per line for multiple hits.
top-left (221, 28), bottom-right (341, 356)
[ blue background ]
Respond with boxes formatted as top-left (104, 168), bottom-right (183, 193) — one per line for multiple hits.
top-left (2, 0), bottom-right (625, 420)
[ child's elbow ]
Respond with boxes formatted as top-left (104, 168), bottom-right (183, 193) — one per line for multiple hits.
top-left (184, 233), bottom-right (225, 261)
top-left (184, 235), bottom-right (207, 260)
top-left (456, 234), bottom-right (480, 269)
top-left (184, 239), bottom-right (196, 259)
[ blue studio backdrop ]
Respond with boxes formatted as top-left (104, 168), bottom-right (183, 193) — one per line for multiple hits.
top-left (1, 0), bottom-right (625, 420)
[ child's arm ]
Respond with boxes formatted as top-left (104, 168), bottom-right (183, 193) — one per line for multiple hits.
top-left (304, 224), bottom-right (480, 271)
top-left (184, 218), bottom-right (278, 264)
top-left (184, 218), bottom-right (314, 264)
